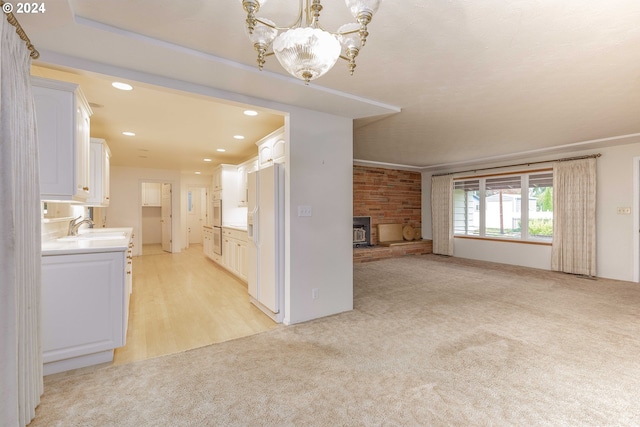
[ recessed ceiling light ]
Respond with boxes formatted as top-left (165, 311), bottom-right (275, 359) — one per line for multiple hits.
top-left (122, 131), bottom-right (136, 136)
top-left (233, 135), bottom-right (244, 140)
top-left (203, 158), bottom-right (212, 162)
top-left (195, 171), bottom-right (201, 175)
top-left (243, 110), bottom-right (258, 116)
top-left (112, 82), bottom-right (133, 91)
top-left (217, 148), bottom-right (226, 152)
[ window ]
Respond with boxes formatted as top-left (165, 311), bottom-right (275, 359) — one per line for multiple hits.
top-left (528, 172), bottom-right (553, 242)
top-left (485, 175), bottom-right (522, 238)
top-left (453, 180), bottom-right (480, 236)
top-left (453, 171), bottom-right (553, 242)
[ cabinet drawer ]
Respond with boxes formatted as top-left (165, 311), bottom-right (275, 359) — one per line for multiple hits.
top-left (222, 228), bottom-right (248, 242)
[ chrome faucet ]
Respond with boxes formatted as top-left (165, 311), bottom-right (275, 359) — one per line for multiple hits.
top-left (68, 216), bottom-right (95, 236)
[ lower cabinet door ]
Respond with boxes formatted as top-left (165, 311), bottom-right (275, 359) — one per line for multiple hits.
top-left (42, 251), bottom-right (125, 365)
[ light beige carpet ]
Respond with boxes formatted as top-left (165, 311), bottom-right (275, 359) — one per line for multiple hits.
top-left (30, 255), bottom-right (640, 426)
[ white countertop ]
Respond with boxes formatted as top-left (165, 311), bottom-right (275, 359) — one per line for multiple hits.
top-left (42, 227), bottom-right (133, 256)
top-left (223, 224), bottom-right (248, 231)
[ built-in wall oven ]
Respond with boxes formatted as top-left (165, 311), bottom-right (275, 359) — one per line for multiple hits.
top-left (212, 199), bottom-right (222, 255)
top-left (212, 225), bottom-right (222, 256)
top-left (212, 199), bottom-right (222, 227)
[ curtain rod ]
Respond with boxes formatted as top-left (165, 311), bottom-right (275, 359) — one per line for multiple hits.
top-left (1, 1), bottom-right (40, 59)
top-left (432, 153), bottom-right (602, 177)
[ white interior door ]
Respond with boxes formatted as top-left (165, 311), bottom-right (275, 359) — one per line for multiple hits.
top-left (187, 186), bottom-right (205, 244)
top-left (161, 183), bottom-right (172, 253)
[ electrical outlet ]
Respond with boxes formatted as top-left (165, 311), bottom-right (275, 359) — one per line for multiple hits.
top-left (617, 207), bottom-right (631, 215)
top-left (312, 288), bottom-right (319, 299)
top-left (298, 205), bottom-right (312, 217)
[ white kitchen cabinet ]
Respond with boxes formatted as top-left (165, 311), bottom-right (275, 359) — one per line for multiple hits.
top-left (271, 137), bottom-right (285, 164)
top-left (87, 138), bottom-right (111, 206)
top-left (141, 182), bottom-right (162, 206)
top-left (212, 165), bottom-right (223, 191)
top-left (203, 226), bottom-right (214, 259)
top-left (222, 235), bottom-right (235, 271)
top-left (126, 235), bottom-right (134, 299)
top-left (222, 227), bottom-right (248, 282)
top-left (237, 157), bottom-right (258, 207)
top-left (42, 249), bottom-right (128, 375)
top-left (256, 126), bottom-right (285, 168)
top-left (238, 240), bottom-right (248, 282)
top-left (33, 76), bottom-right (93, 202)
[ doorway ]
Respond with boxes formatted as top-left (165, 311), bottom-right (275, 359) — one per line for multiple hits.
top-left (187, 186), bottom-right (207, 245)
top-left (141, 181), bottom-right (172, 255)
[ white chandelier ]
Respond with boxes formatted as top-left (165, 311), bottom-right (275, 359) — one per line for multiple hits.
top-left (240, 0), bottom-right (383, 84)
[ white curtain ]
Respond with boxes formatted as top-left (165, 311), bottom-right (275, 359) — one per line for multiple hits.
top-left (551, 158), bottom-right (597, 276)
top-left (0, 16), bottom-right (43, 427)
top-left (431, 175), bottom-right (454, 256)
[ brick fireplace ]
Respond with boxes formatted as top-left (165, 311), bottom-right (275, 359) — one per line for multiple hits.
top-left (353, 165), bottom-right (422, 244)
top-left (353, 165), bottom-right (432, 262)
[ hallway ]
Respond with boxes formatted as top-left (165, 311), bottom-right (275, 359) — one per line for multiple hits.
top-left (113, 244), bottom-right (279, 365)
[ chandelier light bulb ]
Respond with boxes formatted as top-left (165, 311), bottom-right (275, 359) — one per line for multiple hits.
top-left (240, 0), bottom-right (269, 34)
top-left (246, 18), bottom-right (278, 69)
top-left (337, 23), bottom-right (362, 75)
top-left (344, 0), bottom-right (383, 45)
top-left (344, 0), bottom-right (382, 18)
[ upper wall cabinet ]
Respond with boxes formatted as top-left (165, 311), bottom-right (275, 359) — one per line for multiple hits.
top-left (33, 77), bottom-right (93, 202)
top-left (141, 182), bottom-right (162, 207)
top-left (237, 157), bottom-right (258, 207)
top-left (257, 127), bottom-right (285, 168)
top-left (213, 164), bottom-right (240, 205)
top-left (86, 138), bottom-right (111, 207)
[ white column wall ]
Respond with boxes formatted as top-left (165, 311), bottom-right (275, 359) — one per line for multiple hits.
top-left (285, 111), bottom-right (354, 325)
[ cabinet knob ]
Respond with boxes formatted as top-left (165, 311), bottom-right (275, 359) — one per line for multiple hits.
top-left (127, 271), bottom-right (132, 275)
top-left (83, 186), bottom-right (89, 191)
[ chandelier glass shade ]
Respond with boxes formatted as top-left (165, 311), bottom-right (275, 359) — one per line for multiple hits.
top-left (239, 0), bottom-right (383, 84)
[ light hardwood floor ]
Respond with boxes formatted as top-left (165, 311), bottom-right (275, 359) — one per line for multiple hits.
top-left (113, 244), bottom-right (279, 365)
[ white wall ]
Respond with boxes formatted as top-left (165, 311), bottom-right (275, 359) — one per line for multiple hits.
top-left (108, 166), bottom-right (181, 256)
top-left (285, 111), bottom-right (354, 325)
top-left (422, 142), bottom-right (640, 281)
top-left (141, 207), bottom-right (161, 244)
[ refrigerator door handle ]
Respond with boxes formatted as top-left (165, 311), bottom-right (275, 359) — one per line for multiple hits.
top-left (251, 206), bottom-right (259, 244)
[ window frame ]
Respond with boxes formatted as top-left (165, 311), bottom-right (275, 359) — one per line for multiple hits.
top-left (453, 169), bottom-right (553, 245)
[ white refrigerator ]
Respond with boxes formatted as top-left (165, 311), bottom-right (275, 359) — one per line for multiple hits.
top-left (247, 163), bottom-right (284, 322)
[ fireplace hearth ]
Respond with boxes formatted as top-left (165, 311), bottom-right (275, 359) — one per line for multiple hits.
top-left (353, 216), bottom-right (372, 248)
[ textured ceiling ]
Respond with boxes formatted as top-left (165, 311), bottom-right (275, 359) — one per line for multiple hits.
top-left (17, 0), bottom-right (640, 171)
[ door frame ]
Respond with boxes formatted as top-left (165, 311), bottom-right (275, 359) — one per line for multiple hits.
top-left (138, 179), bottom-right (176, 256)
top-left (186, 185), bottom-right (208, 248)
top-left (633, 157), bottom-right (640, 282)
